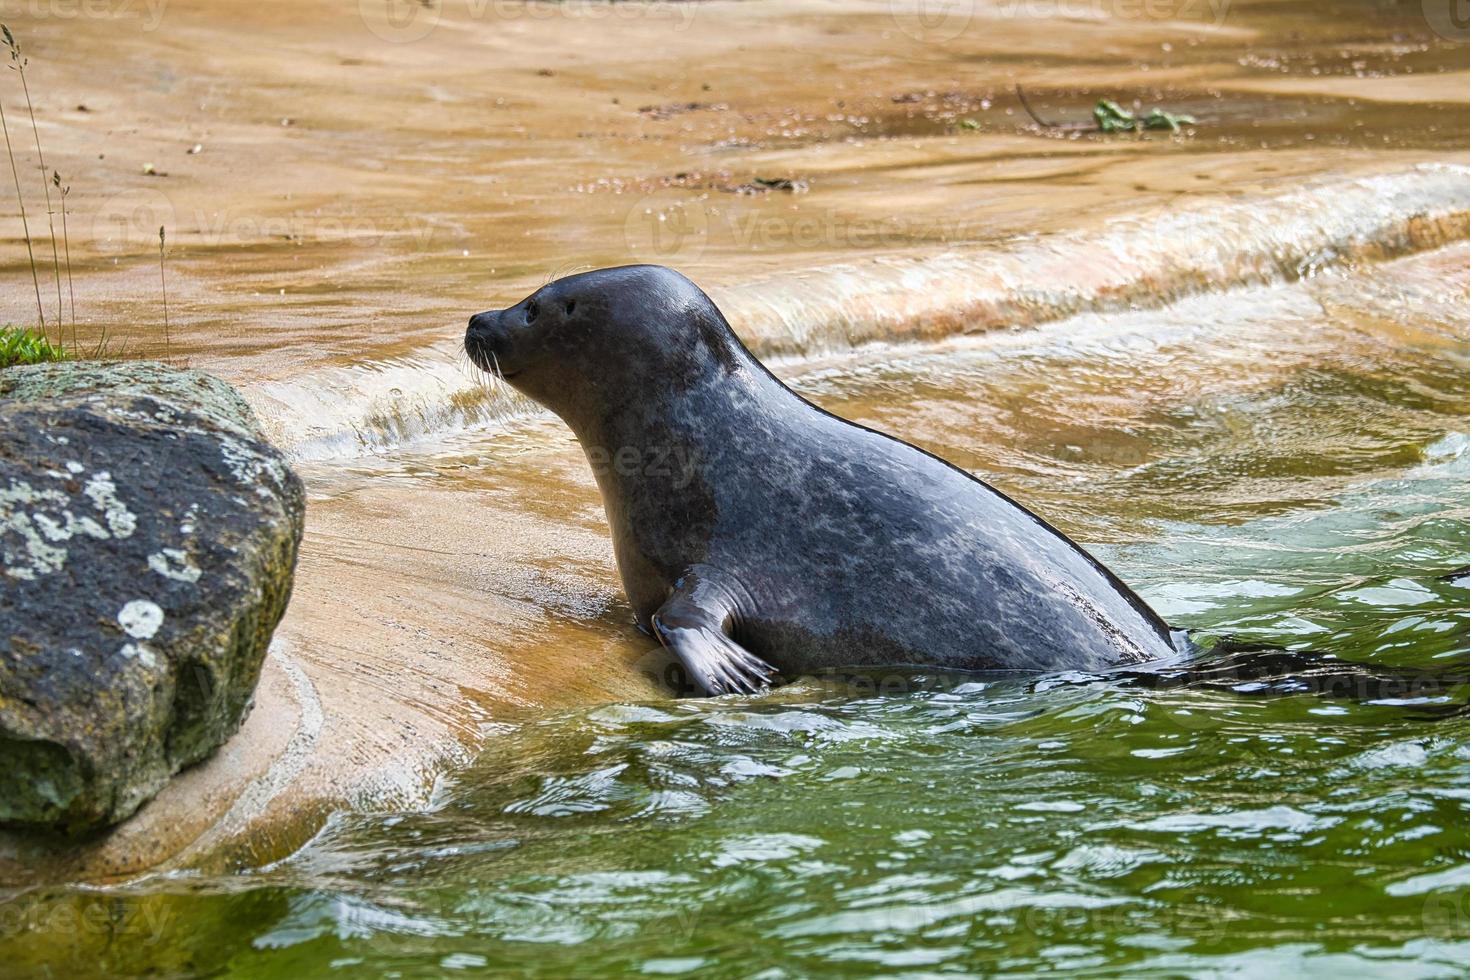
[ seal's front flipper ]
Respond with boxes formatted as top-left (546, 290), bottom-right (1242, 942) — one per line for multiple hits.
top-left (652, 569), bottom-right (779, 697)
top-left (655, 622), bottom-right (778, 696)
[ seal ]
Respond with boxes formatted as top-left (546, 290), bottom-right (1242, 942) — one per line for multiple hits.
top-left (467, 265), bottom-right (1185, 695)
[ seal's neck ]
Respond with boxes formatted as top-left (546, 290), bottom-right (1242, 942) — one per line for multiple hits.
top-left (560, 342), bottom-right (794, 454)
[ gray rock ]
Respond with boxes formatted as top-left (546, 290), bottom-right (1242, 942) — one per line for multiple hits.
top-left (0, 361), bottom-right (259, 437)
top-left (0, 363), bottom-right (305, 834)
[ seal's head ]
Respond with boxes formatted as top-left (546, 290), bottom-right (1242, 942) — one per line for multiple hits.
top-left (466, 265), bottom-right (746, 430)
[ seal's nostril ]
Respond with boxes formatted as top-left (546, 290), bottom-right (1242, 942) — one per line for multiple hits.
top-left (467, 311), bottom-right (498, 339)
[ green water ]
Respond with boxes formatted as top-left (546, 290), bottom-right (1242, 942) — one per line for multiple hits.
top-left (6, 268), bottom-right (1470, 977)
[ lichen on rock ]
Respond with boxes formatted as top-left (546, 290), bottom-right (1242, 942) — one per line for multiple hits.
top-left (0, 362), bottom-right (305, 835)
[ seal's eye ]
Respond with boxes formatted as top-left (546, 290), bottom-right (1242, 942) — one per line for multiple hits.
top-left (525, 301), bottom-right (539, 322)
top-left (564, 300), bottom-right (576, 316)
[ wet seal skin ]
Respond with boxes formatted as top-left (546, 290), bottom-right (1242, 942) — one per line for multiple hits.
top-left (466, 265), bottom-right (1187, 696)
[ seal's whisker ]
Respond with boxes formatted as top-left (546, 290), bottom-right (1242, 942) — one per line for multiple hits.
top-left (457, 338), bottom-right (499, 396)
top-left (546, 264), bottom-right (592, 285)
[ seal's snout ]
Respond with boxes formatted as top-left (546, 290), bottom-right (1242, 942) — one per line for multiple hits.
top-left (465, 310), bottom-right (503, 374)
top-left (467, 310), bottom-right (498, 342)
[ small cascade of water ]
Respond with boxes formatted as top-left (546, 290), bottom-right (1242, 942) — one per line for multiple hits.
top-left (245, 165), bottom-right (1470, 461)
top-left (726, 164), bottom-right (1470, 353)
top-left (245, 345), bottom-right (542, 462)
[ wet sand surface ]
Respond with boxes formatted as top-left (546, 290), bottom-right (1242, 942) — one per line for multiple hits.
top-left (2, 0), bottom-right (1469, 375)
top-left (1, 0), bottom-right (1469, 881)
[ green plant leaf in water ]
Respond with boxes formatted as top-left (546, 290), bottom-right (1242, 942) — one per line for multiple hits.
top-left (1092, 98), bottom-right (1196, 134)
top-left (1142, 107), bottom-right (1197, 132)
top-left (1093, 98), bottom-right (1136, 133)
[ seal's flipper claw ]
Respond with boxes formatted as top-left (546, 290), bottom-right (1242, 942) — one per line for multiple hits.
top-left (652, 621), bottom-right (778, 697)
top-left (652, 568), bottom-right (779, 698)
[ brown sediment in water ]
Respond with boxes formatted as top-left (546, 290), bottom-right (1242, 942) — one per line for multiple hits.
top-left (2, 0), bottom-right (1470, 884)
